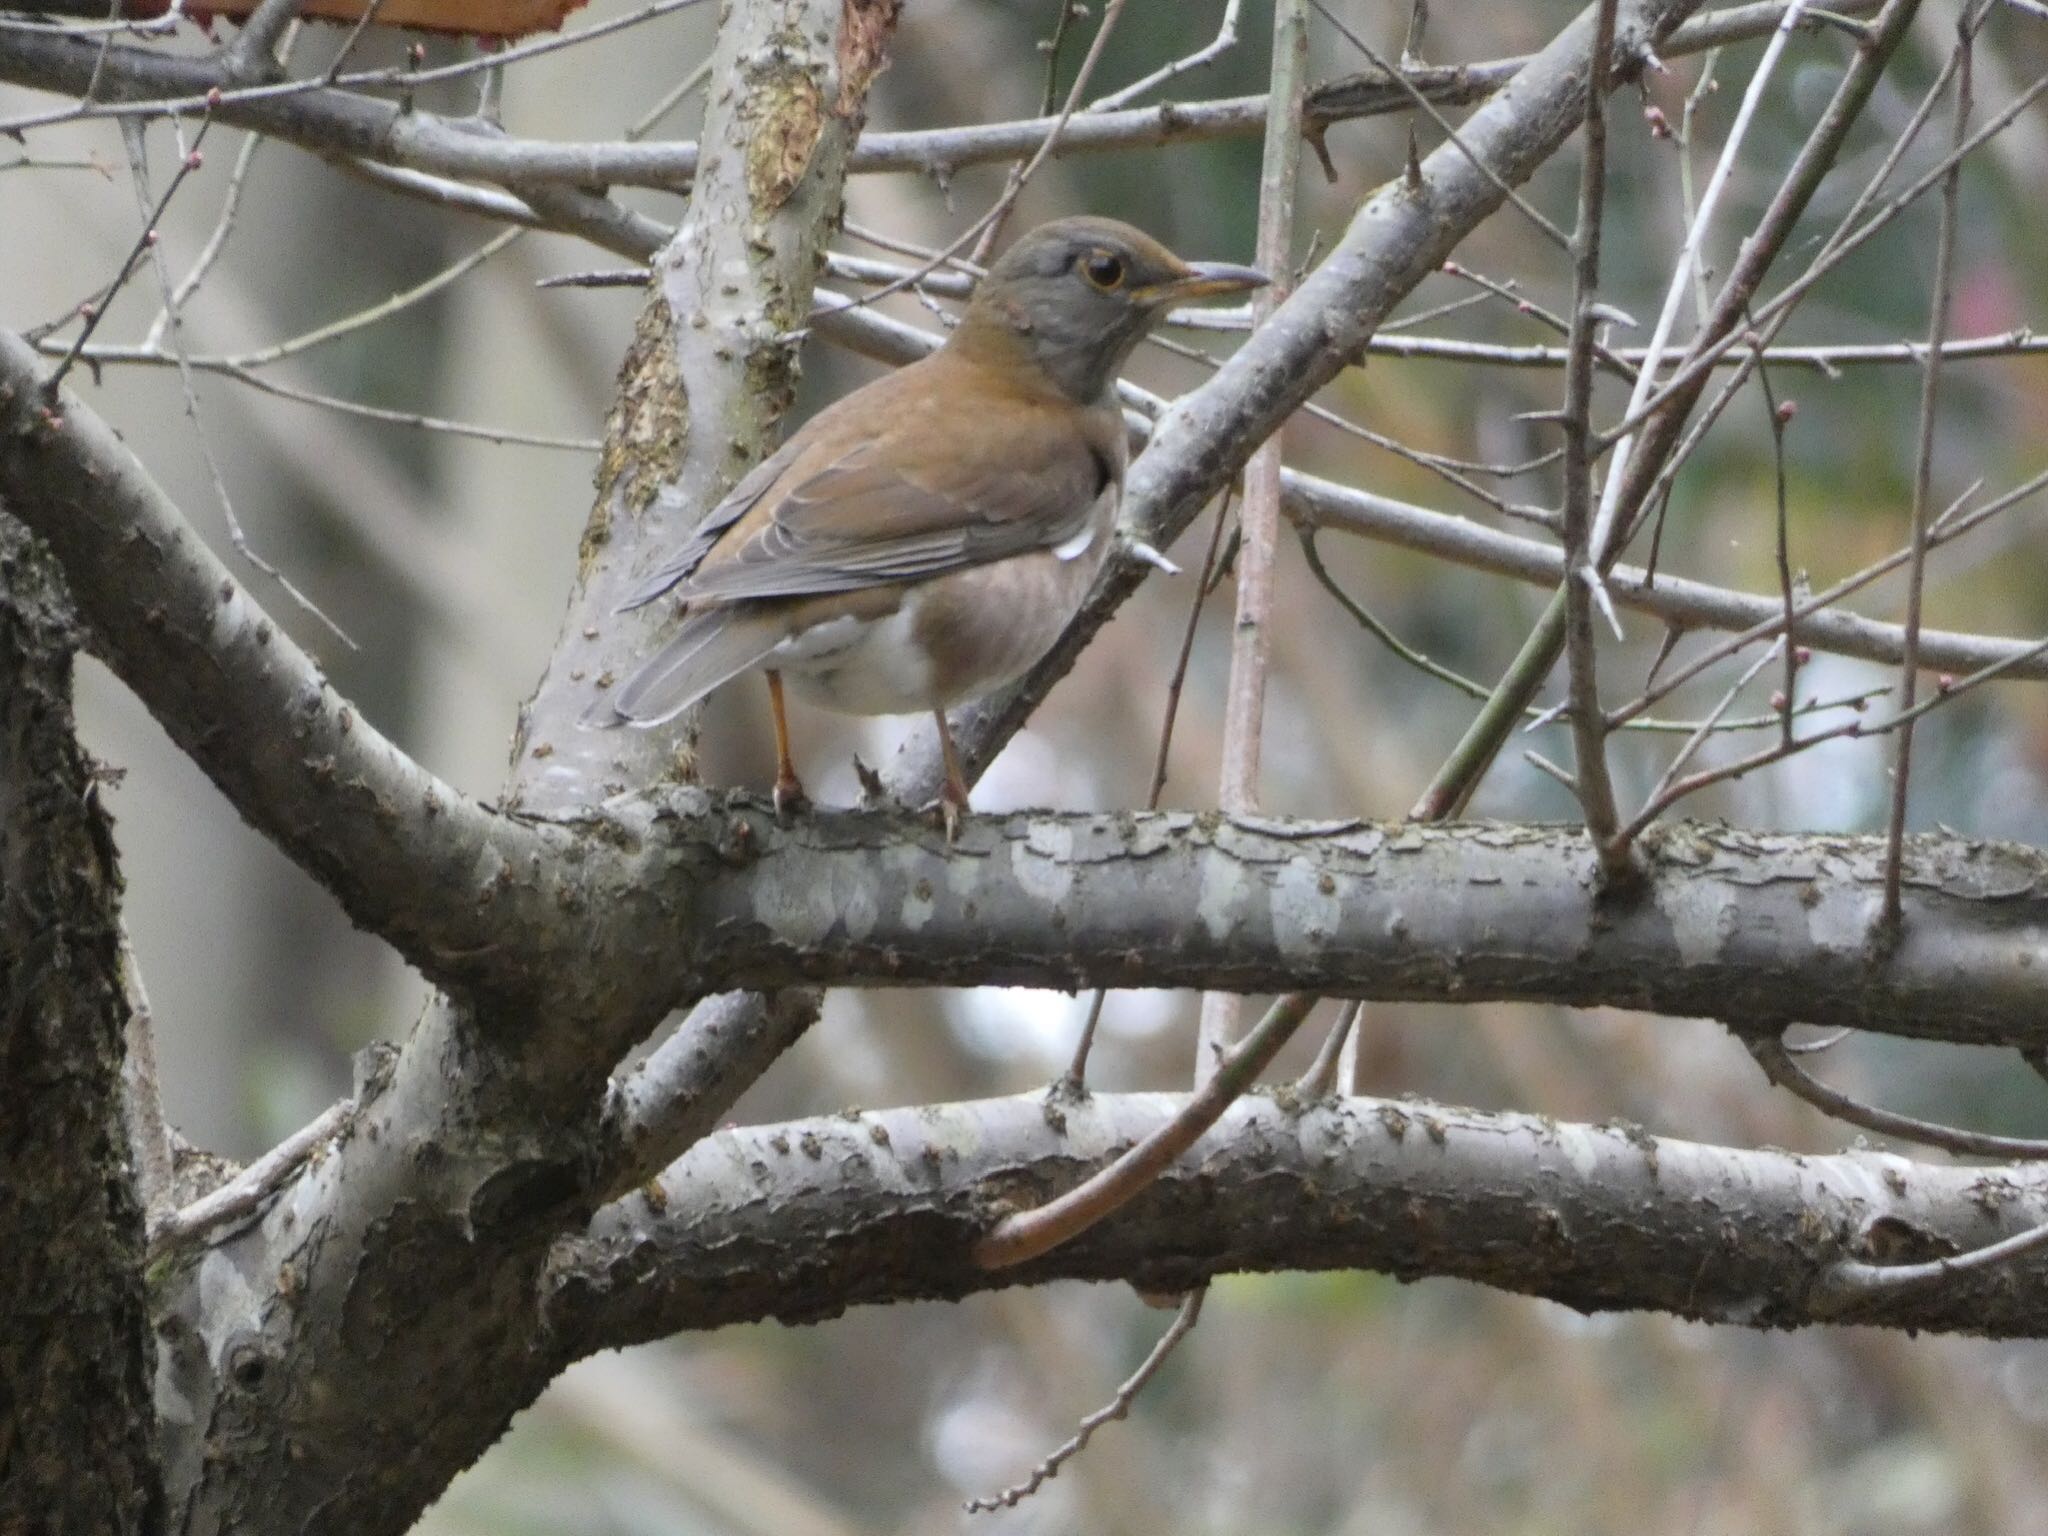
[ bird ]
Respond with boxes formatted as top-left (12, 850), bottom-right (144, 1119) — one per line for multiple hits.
top-left (590, 216), bottom-right (1268, 838)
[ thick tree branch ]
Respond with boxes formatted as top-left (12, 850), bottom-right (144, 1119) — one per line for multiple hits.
top-left (0, 516), bottom-right (163, 1535)
top-left (595, 803), bottom-right (2048, 1051)
top-left (551, 1088), bottom-right (2048, 1347)
top-left (148, 9), bottom-right (900, 1535)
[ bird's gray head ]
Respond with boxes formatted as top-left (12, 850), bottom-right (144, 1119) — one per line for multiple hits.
top-left (960, 216), bottom-right (1268, 403)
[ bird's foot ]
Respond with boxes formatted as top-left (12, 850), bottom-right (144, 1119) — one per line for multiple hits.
top-left (772, 770), bottom-right (810, 824)
top-left (922, 785), bottom-right (969, 845)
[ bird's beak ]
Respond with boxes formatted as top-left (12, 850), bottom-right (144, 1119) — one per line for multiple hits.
top-left (1134, 260), bottom-right (1271, 305)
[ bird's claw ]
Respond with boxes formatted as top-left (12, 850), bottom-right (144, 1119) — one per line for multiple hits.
top-left (923, 789), bottom-right (968, 845)
top-left (772, 772), bottom-right (810, 824)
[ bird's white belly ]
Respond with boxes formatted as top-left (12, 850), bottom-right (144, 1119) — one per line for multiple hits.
top-left (774, 608), bottom-right (940, 715)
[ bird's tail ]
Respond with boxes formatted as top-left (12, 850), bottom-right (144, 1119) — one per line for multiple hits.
top-left (582, 609), bottom-right (782, 729)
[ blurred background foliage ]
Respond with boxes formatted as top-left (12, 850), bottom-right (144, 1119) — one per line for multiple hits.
top-left (9, 0), bottom-right (2048, 1530)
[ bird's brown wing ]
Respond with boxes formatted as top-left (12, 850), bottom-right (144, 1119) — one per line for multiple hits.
top-left (614, 434), bottom-right (810, 612)
top-left (619, 353), bottom-right (1121, 608)
top-left (673, 429), bottom-right (1113, 603)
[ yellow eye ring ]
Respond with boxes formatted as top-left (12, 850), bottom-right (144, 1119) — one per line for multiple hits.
top-left (1081, 251), bottom-right (1126, 290)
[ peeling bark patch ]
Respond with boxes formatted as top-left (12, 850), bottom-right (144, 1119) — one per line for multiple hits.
top-left (835, 0), bottom-right (900, 115)
top-left (593, 296), bottom-right (686, 540)
top-left (1197, 848), bottom-right (1254, 944)
top-left (743, 62), bottom-right (826, 212)
top-left (1013, 823), bottom-right (1076, 906)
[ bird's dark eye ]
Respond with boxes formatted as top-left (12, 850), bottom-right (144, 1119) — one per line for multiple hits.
top-left (1080, 250), bottom-right (1126, 290)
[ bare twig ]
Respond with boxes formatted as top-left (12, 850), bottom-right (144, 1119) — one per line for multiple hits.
top-left (1752, 353), bottom-right (1797, 750)
top-left (1561, 0), bottom-right (1626, 872)
top-left (149, 1096), bottom-right (355, 1254)
top-left (1750, 1034), bottom-right (2048, 1159)
top-left (1090, 0), bottom-right (1242, 109)
top-left (146, 124), bottom-right (263, 349)
top-left (1584, 0), bottom-right (1816, 617)
top-left (974, 994), bottom-right (1321, 1270)
top-left (1307, 0), bottom-right (1571, 252)
top-left (1295, 1000), bottom-right (1362, 1098)
top-left (123, 118), bottom-right (355, 649)
top-left (42, 109), bottom-right (213, 399)
top-left (1599, 58), bottom-right (2048, 451)
top-left (1879, 15), bottom-right (1972, 945)
top-left (1620, 639), bottom-right (1784, 844)
top-left (964, 1291), bottom-right (1205, 1513)
top-left (1299, 527), bottom-right (1876, 734)
top-left (1814, 1215), bottom-right (2048, 1315)
top-left (1195, 0), bottom-right (1304, 1078)
top-left (1409, 0), bottom-right (1921, 820)
top-left (1607, 470), bottom-right (2045, 728)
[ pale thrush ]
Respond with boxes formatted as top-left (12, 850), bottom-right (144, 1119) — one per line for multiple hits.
top-left (593, 216), bottom-right (1267, 836)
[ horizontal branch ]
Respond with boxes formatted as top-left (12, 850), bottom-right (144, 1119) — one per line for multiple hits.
top-left (551, 1087), bottom-right (2048, 1347)
top-left (1287, 470), bottom-right (2048, 680)
top-left (0, 0), bottom-right (1862, 203)
top-left (614, 800), bottom-right (2048, 1049)
top-left (1361, 327), bottom-right (2048, 370)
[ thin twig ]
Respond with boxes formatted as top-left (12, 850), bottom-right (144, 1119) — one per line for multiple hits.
top-left (1408, 0), bottom-right (1926, 819)
top-left (1607, 470), bottom-right (2045, 729)
top-left (1623, 626), bottom-right (2048, 833)
top-left (1750, 1034), bottom-right (2048, 1159)
top-left (1560, 0), bottom-right (1626, 873)
top-left (146, 124), bottom-right (263, 349)
top-left (1307, 0), bottom-right (1571, 252)
top-left (1090, 0), bottom-right (1242, 110)
top-left (1598, 58), bottom-right (2048, 452)
top-left (975, 994), bottom-right (1321, 1270)
top-left (149, 1096), bottom-right (355, 1254)
top-left (1623, 639), bottom-right (1783, 842)
top-left (1195, 0), bottom-right (1304, 1080)
top-left (626, 52), bottom-right (715, 139)
top-left (1814, 1216), bottom-right (2048, 1314)
top-left (124, 118), bottom-right (356, 649)
top-left (1751, 349), bottom-right (1798, 750)
top-left (1149, 486), bottom-right (1235, 809)
top-left (1295, 1000), bottom-right (1362, 1097)
top-left (1037, 0), bottom-right (1081, 117)
top-left (1675, 46), bottom-right (1723, 323)
top-left (910, 0), bottom-right (1131, 282)
top-left (964, 1291), bottom-right (1205, 1513)
top-left (42, 109), bottom-right (213, 399)
top-left (1300, 528), bottom-right (1876, 735)
top-left (1584, 0), bottom-right (1816, 623)
top-left (1879, 15), bottom-right (1972, 945)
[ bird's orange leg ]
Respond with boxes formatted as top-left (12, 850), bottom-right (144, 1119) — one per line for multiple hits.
top-left (932, 709), bottom-right (970, 844)
top-left (764, 671), bottom-right (807, 820)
